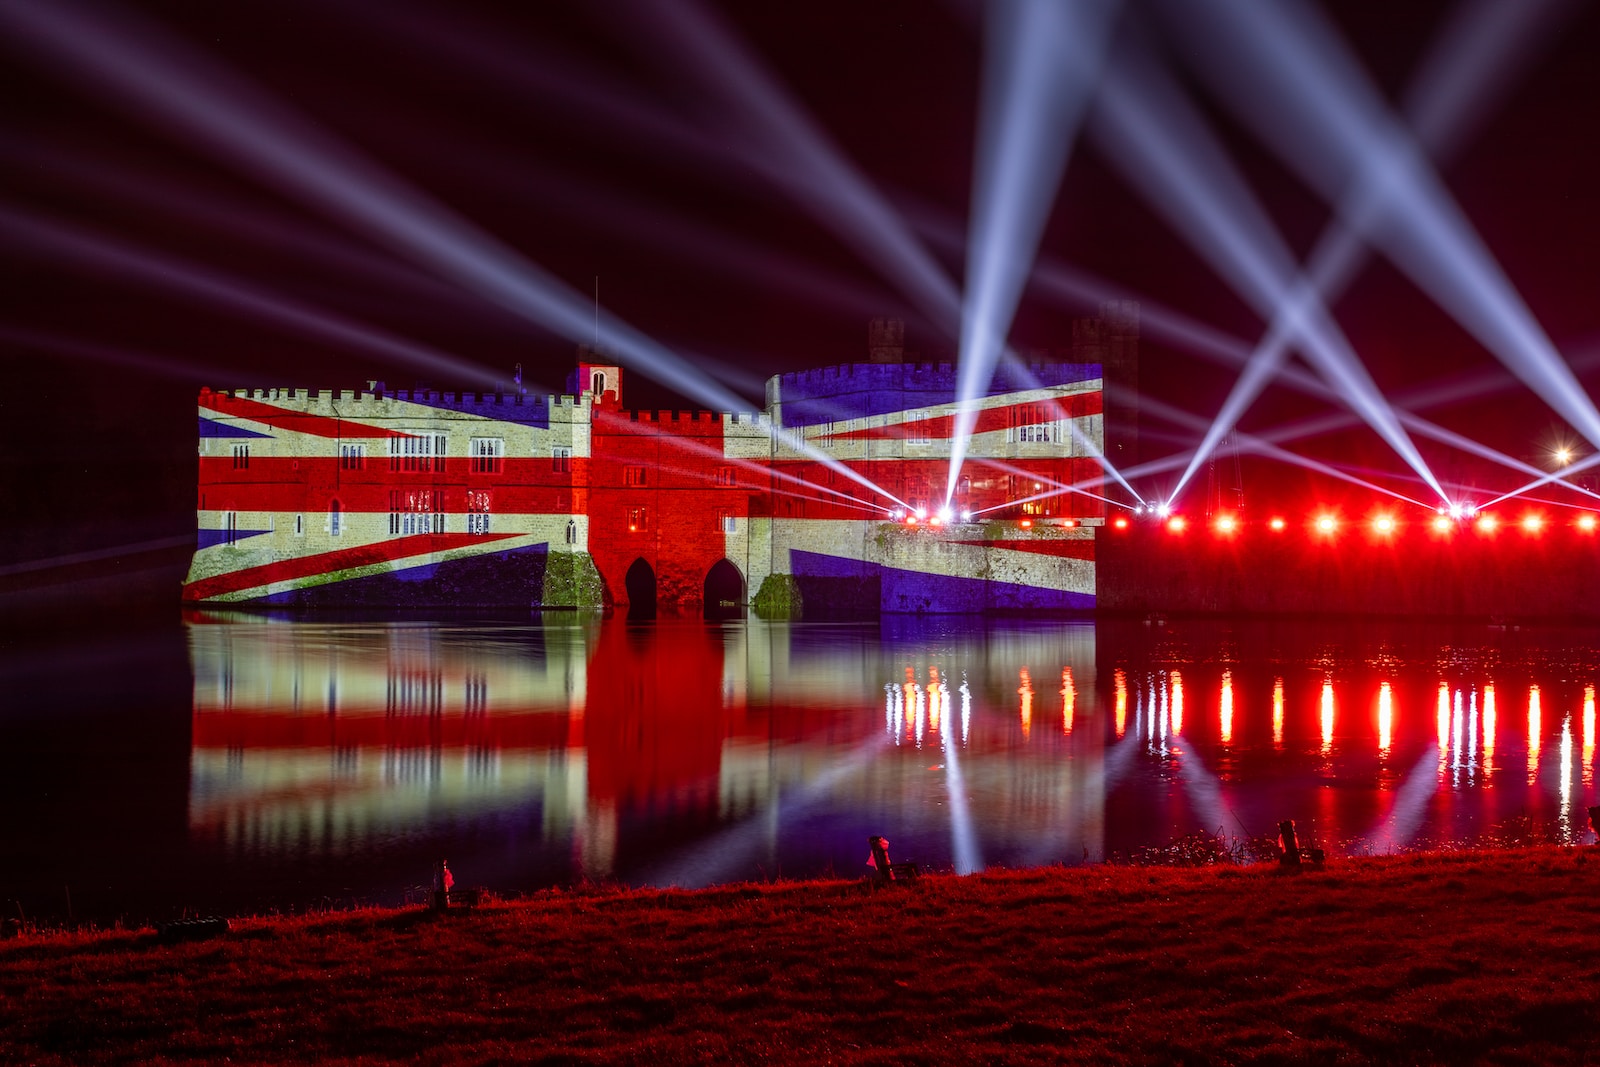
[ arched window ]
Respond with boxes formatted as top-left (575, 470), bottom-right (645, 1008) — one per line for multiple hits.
top-left (591, 371), bottom-right (606, 396)
top-left (565, 518), bottom-right (578, 544)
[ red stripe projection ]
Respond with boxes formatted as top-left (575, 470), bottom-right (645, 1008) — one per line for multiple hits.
top-left (199, 392), bottom-right (404, 438)
top-left (184, 532), bottom-right (520, 600)
top-left (816, 393), bottom-right (1103, 441)
top-left (949, 538), bottom-right (1096, 561)
top-left (192, 710), bottom-right (576, 750)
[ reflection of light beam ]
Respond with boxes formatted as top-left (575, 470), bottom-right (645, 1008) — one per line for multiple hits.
top-left (943, 690), bottom-right (982, 875)
top-left (1272, 678), bottom-right (1284, 746)
top-left (1219, 670), bottom-right (1233, 744)
top-left (1529, 686), bottom-right (1542, 780)
top-left (949, 0), bottom-right (1117, 504)
top-left (1483, 683), bottom-right (1496, 773)
top-left (1170, 670), bottom-right (1184, 735)
top-left (1362, 750), bottom-right (1442, 853)
top-left (1114, 669), bottom-right (1128, 737)
top-left (1321, 679), bottom-right (1334, 755)
top-left (1378, 681), bottom-right (1393, 756)
top-left (1019, 666), bottom-right (1034, 740)
top-left (1061, 667), bottom-right (1075, 735)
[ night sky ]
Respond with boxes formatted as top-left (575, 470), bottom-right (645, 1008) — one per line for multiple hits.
top-left (5, 0), bottom-right (1600, 563)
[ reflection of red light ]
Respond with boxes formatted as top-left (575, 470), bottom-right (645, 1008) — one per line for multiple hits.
top-left (1269, 517), bottom-right (1286, 531)
top-left (628, 524), bottom-right (637, 532)
top-left (1167, 516), bottom-right (1187, 533)
top-left (1215, 514), bottom-right (1236, 534)
top-left (1019, 519), bottom-right (1032, 529)
top-left (1113, 517), bottom-right (1129, 530)
top-left (1580, 514), bottom-right (1598, 533)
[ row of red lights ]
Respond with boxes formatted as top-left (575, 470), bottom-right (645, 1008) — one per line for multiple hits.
top-left (1111, 511), bottom-right (1600, 537)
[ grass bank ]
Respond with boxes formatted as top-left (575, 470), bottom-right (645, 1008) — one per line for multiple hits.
top-left (4, 848), bottom-right (1600, 1064)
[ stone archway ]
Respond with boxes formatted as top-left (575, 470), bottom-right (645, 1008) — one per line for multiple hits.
top-left (702, 559), bottom-right (746, 620)
top-left (625, 558), bottom-right (657, 620)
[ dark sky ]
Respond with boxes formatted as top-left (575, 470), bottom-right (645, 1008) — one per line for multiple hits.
top-left (5, 0), bottom-right (1600, 558)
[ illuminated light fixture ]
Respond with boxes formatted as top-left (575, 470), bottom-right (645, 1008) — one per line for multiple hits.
top-left (960, 510), bottom-right (972, 522)
top-left (1269, 516), bottom-right (1286, 531)
top-left (937, 507), bottom-right (953, 525)
top-left (906, 516), bottom-right (918, 526)
top-left (1155, 503), bottom-right (1172, 519)
top-left (1372, 515), bottom-right (1396, 535)
top-left (1060, 518), bottom-right (1076, 528)
top-left (1430, 515), bottom-right (1453, 534)
top-left (1476, 514), bottom-right (1498, 534)
top-left (1448, 504), bottom-right (1465, 520)
top-left (1521, 513), bottom-right (1545, 534)
top-left (1315, 515), bottom-right (1337, 535)
top-left (1556, 447), bottom-right (1574, 466)
top-left (1215, 514), bottom-right (1237, 534)
top-left (1113, 516), bottom-right (1129, 529)
top-left (1167, 516), bottom-right (1187, 534)
top-left (1019, 519), bottom-right (1033, 529)
top-left (929, 515), bottom-right (944, 528)
top-left (1580, 514), bottom-right (1598, 533)
top-left (915, 507), bottom-right (928, 521)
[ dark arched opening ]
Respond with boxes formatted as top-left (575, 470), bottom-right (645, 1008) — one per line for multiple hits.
top-left (625, 558), bottom-right (657, 620)
top-left (703, 559), bottom-right (746, 620)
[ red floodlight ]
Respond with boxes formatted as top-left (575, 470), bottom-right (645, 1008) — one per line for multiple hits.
top-left (1430, 515), bottom-right (1453, 535)
top-left (1520, 513), bottom-right (1545, 535)
top-left (1113, 516), bottom-right (1129, 530)
top-left (1476, 514), bottom-right (1499, 535)
top-left (1580, 514), bottom-right (1598, 533)
top-left (1371, 514), bottom-right (1396, 536)
top-left (1167, 516), bottom-right (1187, 534)
top-left (1019, 519), bottom-right (1032, 529)
top-left (1269, 516), bottom-right (1286, 532)
top-left (1314, 514), bottom-right (1338, 535)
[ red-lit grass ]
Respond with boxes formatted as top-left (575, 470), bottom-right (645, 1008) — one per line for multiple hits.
top-left (5, 848), bottom-right (1600, 1063)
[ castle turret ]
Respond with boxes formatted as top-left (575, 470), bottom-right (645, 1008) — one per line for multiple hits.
top-left (868, 318), bottom-right (904, 364)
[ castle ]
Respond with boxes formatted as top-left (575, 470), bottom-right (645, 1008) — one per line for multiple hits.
top-left (183, 307), bottom-right (1135, 615)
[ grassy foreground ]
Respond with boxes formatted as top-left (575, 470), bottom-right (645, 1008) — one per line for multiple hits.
top-left (5, 848), bottom-right (1600, 1064)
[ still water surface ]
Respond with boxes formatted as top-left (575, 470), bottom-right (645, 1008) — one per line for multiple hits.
top-left (6, 611), bottom-right (1600, 921)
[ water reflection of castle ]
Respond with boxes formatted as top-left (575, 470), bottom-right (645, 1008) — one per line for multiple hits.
top-left (187, 615), bottom-right (1104, 881)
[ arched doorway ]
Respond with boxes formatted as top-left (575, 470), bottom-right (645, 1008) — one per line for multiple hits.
top-left (703, 559), bottom-right (746, 620)
top-left (625, 558), bottom-right (657, 620)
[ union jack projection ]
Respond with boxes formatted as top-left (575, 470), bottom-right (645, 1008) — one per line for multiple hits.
top-left (185, 312), bottom-right (1128, 613)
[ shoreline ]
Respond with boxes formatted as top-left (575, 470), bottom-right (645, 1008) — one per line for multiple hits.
top-left (7, 845), bottom-right (1600, 1062)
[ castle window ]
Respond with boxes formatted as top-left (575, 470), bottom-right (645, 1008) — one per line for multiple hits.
top-left (719, 513), bottom-right (737, 533)
top-left (624, 466), bottom-right (646, 487)
top-left (903, 420), bottom-right (931, 446)
top-left (565, 518), bottom-right (577, 544)
top-left (627, 507), bottom-right (648, 532)
top-left (389, 433), bottom-right (448, 472)
top-left (552, 446), bottom-right (572, 473)
top-left (223, 511), bottom-right (238, 546)
top-left (329, 500), bottom-right (342, 537)
top-left (295, 514), bottom-right (304, 537)
top-left (466, 490), bottom-right (491, 535)
top-left (231, 444), bottom-right (250, 469)
top-left (470, 438), bottom-right (504, 474)
top-left (715, 466), bottom-right (735, 487)
top-left (340, 443), bottom-right (367, 470)
top-left (1011, 404), bottom-right (1055, 444)
top-left (592, 371), bottom-right (606, 396)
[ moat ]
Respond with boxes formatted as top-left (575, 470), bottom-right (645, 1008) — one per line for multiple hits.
top-left (6, 610), bottom-right (1600, 923)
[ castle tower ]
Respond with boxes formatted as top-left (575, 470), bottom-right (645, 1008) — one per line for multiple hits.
top-left (867, 318), bottom-right (905, 363)
top-left (1078, 300), bottom-right (1139, 503)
